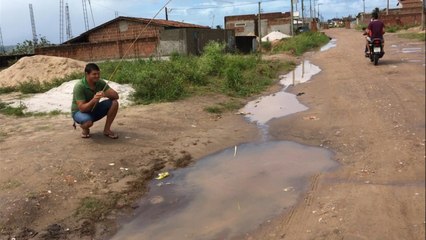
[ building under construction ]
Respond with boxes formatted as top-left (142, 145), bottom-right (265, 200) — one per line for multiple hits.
top-left (358, 0), bottom-right (425, 26)
top-left (36, 16), bottom-right (235, 61)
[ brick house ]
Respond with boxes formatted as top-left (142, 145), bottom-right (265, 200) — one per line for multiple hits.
top-left (35, 17), bottom-right (234, 61)
top-left (224, 12), bottom-right (291, 53)
top-left (359, 0), bottom-right (424, 26)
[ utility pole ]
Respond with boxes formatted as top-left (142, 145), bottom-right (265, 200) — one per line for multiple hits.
top-left (313, 0), bottom-right (316, 22)
top-left (59, 0), bottom-right (64, 43)
top-left (363, 0), bottom-right (365, 14)
top-left (301, 0), bottom-right (305, 25)
top-left (29, 4), bottom-right (38, 45)
top-left (82, 0), bottom-right (89, 31)
top-left (310, 0), bottom-right (312, 19)
top-left (422, 0), bottom-right (425, 31)
top-left (0, 26), bottom-right (5, 54)
top-left (165, 7), bottom-right (169, 20)
top-left (115, 11), bottom-right (118, 18)
top-left (258, 1), bottom-right (262, 52)
top-left (387, 0), bottom-right (389, 15)
top-left (290, 0), bottom-right (294, 36)
top-left (65, 3), bottom-right (73, 40)
top-left (88, 0), bottom-right (96, 27)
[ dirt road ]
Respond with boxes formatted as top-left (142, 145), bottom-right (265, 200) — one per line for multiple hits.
top-left (249, 28), bottom-right (425, 239)
top-left (0, 28), bottom-right (424, 240)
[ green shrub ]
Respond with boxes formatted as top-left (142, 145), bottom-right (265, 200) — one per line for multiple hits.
top-left (98, 42), bottom-right (296, 103)
top-left (0, 101), bottom-right (26, 117)
top-left (272, 32), bottom-right (330, 55)
top-left (261, 41), bottom-right (272, 51)
top-left (398, 32), bottom-right (426, 41)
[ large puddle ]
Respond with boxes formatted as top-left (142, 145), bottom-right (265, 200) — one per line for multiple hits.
top-left (242, 60), bottom-right (321, 125)
top-left (112, 142), bottom-right (338, 240)
top-left (320, 39), bottom-right (337, 52)
top-left (112, 60), bottom-right (333, 239)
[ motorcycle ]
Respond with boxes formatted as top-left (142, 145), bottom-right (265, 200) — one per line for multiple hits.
top-left (367, 38), bottom-right (384, 65)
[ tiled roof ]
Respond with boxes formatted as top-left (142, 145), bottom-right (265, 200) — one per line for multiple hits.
top-left (63, 16), bottom-right (209, 44)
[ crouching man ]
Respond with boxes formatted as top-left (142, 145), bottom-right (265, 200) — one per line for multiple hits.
top-left (71, 63), bottom-right (119, 139)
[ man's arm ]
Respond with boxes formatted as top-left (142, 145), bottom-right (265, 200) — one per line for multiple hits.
top-left (104, 88), bottom-right (119, 100)
top-left (76, 92), bottom-right (103, 113)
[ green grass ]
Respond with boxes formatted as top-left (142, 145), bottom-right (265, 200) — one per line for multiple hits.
top-left (0, 101), bottom-right (26, 116)
top-left (18, 72), bottom-right (82, 94)
top-left (204, 99), bottom-right (244, 114)
top-left (0, 101), bottom-right (64, 117)
top-left (0, 72), bottom-right (81, 95)
top-left (355, 24), bottom-right (368, 31)
top-left (75, 196), bottom-right (118, 220)
top-left (99, 42), bottom-right (295, 104)
top-left (386, 24), bottom-right (420, 33)
top-left (0, 86), bottom-right (16, 94)
top-left (397, 32), bottom-right (425, 41)
top-left (272, 32), bottom-right (330, 56)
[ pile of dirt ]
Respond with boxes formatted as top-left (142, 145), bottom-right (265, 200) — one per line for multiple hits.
top-left (262, 31), bottom-right (291, 42)
top-left (0, 55), bottom-right (86, 87)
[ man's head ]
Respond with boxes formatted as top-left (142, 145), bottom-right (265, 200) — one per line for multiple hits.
top-left (372, 7), bottom-right (379, 20)
top-left (85, 63), bottom-right (100, 82)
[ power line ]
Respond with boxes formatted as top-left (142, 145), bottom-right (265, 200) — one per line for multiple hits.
top-left (168, 0), bottom-right (282, 11)
top-left (59, 0), bottom-right (64, 43)
top-left (65, 2), bottom-right (73, 40)
top-left (29, 4), bottom-right (38, 45)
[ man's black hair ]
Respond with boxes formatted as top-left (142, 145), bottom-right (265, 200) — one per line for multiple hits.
top-left (372, 7), bottom-right (379, 19)
top-left (85, 63), bottom-right (100, 74)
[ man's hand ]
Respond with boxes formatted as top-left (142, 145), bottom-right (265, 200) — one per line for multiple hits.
top-left (93, 91), bottom-right (104, 102)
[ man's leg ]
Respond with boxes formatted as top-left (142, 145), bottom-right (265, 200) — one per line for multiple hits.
top-left (73, 112), bottom-right (94, 138)
top-left (104, 100), bottom-right (119, 136)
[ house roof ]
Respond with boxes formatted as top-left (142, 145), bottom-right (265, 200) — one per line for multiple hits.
top-left (63, 16), bottom-right (209, 44)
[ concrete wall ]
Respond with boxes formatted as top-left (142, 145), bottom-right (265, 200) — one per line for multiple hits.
top-left (185, 28), bottom-right (235, 55)
top-left (225, 13), bottom-right (291, 37)
top-left (158, 29), bottom-right (187, 56)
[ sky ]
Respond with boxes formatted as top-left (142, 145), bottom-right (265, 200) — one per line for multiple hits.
top-left (0, 0), bottom-right (400, 45)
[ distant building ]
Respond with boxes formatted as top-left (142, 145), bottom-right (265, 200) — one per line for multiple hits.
top-left (36, 16), bottom-right (235, 61)
top-left (224, 12), bottom-right (291, 53)
top-left (358, 0), bottom-right (424, 26)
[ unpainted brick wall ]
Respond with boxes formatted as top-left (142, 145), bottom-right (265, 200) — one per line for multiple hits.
top-left (88, 21), bottom-right (160, 43)
top-left (35, 38), bottom-right (158, 62)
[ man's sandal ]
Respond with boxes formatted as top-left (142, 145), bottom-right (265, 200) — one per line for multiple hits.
top-left (81, 129), bottom-right (91, 138)
top-left (104, 132), bottom-right (119, 139)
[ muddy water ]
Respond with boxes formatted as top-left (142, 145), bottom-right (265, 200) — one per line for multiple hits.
top-left (242, 60), bottom-right (321, 125)
top-left (320, 39), bottom-right (337, 51)
top-left (112, 142), bottom-right (338, 240)
top-left (112, 60), bottom-right (334, 239)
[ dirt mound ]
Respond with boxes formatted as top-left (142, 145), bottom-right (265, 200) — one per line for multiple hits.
top-left (0, 55), bottom-right (86, 87)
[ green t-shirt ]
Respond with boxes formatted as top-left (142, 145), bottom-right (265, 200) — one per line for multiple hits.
top-left (71, 77), bottom-right (110, 114)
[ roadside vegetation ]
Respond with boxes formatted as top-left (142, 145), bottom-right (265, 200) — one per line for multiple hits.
top-left (0, 72), bottom-right (82, 94)
top-left (385, 24), bottom-right (419, 33)
top-left (272, 32), bottom-right (330, 55)
top-left (0, 101), bottom-right (62, 117)
top-left (397, 32), bottom-right (425, 41)
top-left (99, 42), bottom-right (295, 104)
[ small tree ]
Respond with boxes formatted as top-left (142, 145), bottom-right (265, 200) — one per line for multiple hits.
top-left (11, 36), bottom-right (52, 54)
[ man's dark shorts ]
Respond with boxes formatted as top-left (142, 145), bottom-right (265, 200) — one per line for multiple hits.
top-left (72, 99), bottom-right (112, 124)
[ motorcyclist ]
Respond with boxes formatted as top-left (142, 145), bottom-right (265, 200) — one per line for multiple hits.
top-left (365, 10), bottom-right (385, 57)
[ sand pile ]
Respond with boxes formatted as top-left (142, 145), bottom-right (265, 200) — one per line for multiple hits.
top-left (262, 31), bottom-right (291, 42)
top-left (10, 80), bottom-right (135, 113)
top-left (0, 55), bottom-right (86, 87)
